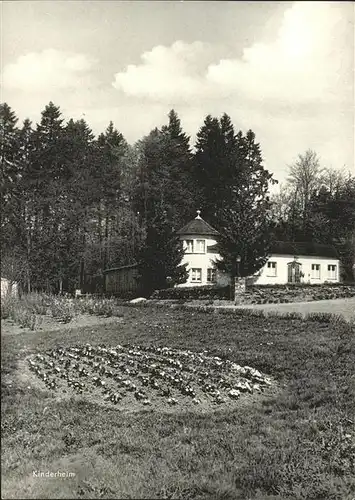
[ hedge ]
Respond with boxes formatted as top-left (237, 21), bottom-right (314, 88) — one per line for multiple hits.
top-left (151, 285), bottom-right (231, 300)
top-left (251, 282), bottom-right (355, 289)
top-left (151, 282), bottom-right (355, 302)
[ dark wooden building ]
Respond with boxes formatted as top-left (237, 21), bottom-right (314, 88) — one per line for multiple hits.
top-left (103, 263), bottom-right (141, 297)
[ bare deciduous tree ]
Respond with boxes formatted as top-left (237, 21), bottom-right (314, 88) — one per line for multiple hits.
top-left (287, 149), bottom-right (324, 213)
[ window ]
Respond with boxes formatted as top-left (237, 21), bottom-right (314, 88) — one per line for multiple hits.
top-left (196, 239), bottom-right (206, 253)
top-left (185, 240), bottom-right (194, 253)
top-left (207, 268), bottom-right (217, 283)
top-left (311, 264), bottom-right (321, 279)
top-left (327, 264), bottom-right (336, 279)
top-left (191, 268), bottom-right (202, 283)
top-left (267, 261), bottom-right (277, 277)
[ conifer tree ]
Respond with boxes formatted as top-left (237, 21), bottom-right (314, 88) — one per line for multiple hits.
top-left (1, 103), bottom-right (20, 241)
top-left (134, 110), bottom-right (194, 228)
top-left (27, 102), bottom-right (67, 291)
top-left (0, 103), bottom-right (20, 198)
top-left (161, 109), bottom-right (195, 227)
top-left (214, 128), bottom-right (277, 282)
top-left (137, 206), bottom-right (188, 296)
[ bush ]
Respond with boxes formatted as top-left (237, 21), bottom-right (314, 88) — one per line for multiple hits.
top-left (12, 303), bottom-right (43, 330)
top-left (21, 293), bottom-right (51, 315)
top-left (75, 297), bottom-right (116, 317)
top-left (1, 294), bottom-right (44, 329)
top-left (305, 312), bottom-right (346, 324)
top-left (151, 283), bottom-right (355, 305)
top-left (151, 285), bottom-right (231, 301)
top-left (16, 310), bottom-right (43, 330)
top-left (253, 282), bottom-right (355, 289)
top-left (50, 299), bottom-right (76, 323)
top-left (1, 294), bottom-right (15, 319)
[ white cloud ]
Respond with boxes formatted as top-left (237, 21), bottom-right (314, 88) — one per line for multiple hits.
top-left (112, 41), bottom-right (214, 100)
top-left (2, 2), bottom-right (353, 186)
top-left (2, 49), bottom-right (97, 91)
top-left (110, 1), bottom-right (353, 183)
top-left (112, 2), bottom-right (352, 105)
top-left (207, 2), bottom-right (351, 103)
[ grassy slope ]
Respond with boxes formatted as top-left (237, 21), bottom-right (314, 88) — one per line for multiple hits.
top-left (1, 307), bottom-right (355, 500)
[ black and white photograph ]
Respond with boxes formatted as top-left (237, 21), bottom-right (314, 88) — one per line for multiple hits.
top-left (1, 1), bottom-right (354, 499)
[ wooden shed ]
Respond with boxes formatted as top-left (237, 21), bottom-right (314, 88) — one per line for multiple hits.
top-left (103, 263), bottom-right (141, 297)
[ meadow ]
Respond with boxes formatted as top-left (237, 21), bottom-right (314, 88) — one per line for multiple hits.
top-left (1, 301), bottom-right (355, 499)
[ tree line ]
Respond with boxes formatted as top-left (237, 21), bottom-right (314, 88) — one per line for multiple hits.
top-left (271, 150), bottom-right (355, 281)
top-left (1, 102), bottom-right (354, 296)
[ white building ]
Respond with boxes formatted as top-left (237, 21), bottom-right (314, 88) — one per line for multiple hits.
top-left (1, 277), bottom-right (19, 298)
top-left (176, 212), bottom-right (340, 286)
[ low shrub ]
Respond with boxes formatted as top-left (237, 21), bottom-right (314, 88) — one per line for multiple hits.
top-left (50, 299), bottom-right (76, 323)
top-left (253, 282), bottom-right (355, 289)
top-left (305, 312), bottom-right (347, 324)
top-left (1, 295), bottom-right (41, 329)
top-left (151, 282), bottom-right (355, 305)
top-left (1, 294), bottom-right (15, 319)
top-left (75, 297), bottom-right (116, 317)
top-left (21, 293), bottom-right (51, 315)
top-left (11, 304), bottom-right (43, 330)
top-left (151, 285), bottom-right (231, 301)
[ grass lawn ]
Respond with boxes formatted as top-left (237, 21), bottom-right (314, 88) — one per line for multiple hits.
top-left (235, 297), bottom-right (355, 321)
top-left (2, 306), bottom-right (355, 499)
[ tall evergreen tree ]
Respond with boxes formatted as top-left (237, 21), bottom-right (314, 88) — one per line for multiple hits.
top-left (1, 103), bottom-right (20, 242)
top-left (59, 118), bottom-right (96, 291)
top-left (161, 109), bottom-right (195, 227)
top-left (26, 102), bottom-right (67, 291)
top-left (137, 207), bottom-right (188, 296)
top-left (93, 122), bottom-right (129, 287)
top-left (132, 110), bottom-right (195, 295)
top-left (214, 129), bottom-right (277, 284)
top-left (0, 103), bottom-right (20, 201)
top-left (134, 110), bottom-right (194, 228)
top-left (192, 114), bottom-right (224, 222)
top-left (0, 104), bottom-right (27, 287)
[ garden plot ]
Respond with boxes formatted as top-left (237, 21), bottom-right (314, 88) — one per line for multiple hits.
top-left (24, 344), bottom-right (273, 413)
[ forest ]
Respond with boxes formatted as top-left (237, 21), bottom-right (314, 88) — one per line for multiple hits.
top-left (1, 102), bottom-right (354, 295)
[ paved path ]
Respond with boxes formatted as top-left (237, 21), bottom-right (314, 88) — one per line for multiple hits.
top-left (214, 297), bottom-right (355, 322)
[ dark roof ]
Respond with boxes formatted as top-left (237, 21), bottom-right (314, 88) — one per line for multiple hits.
top-left (104, 263), bottom-right (138, 274)
top-left (177, 216), bottom-right (219, 237)
top-left (270, 241), bottom-right (339, 258)
top-left (205, 241), bottom-right (339, 259)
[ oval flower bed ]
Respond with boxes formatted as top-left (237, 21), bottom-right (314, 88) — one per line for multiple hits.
top-left (26, 344), bottom-right (273, 412)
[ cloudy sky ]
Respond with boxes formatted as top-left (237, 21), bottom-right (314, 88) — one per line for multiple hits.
top-left (1, 1), bottom-right (354, 185)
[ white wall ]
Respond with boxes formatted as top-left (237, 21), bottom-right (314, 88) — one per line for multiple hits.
top-left (253, 254), bottom-right (340, 285)
top-left (176, 241), bottom-right (340, 286)
top-left (1, 278), bottom-right (19, 298)
top-left (177, 235), bottom-right (222, 287)
top-left (176, 233), bottom-right (341, 287)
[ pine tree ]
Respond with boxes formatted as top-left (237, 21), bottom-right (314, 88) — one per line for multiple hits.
top-left (131, 111), bottom-right (195, 295)
top-left (27, 102), bottom-right (67, 291)
top-left (1, 103), bottom-right (20, 242)
top-left (92, 122), bottom-right (129, 288)
top-left (0, 103), bottom-right (20, 199)
top-left (60, 118), bottom-right (96, 291)
top-left (0, 104), bottom-right (26, 287)
top-left (137, 207), bottom-right (188, 296)
top-left (192, 115), bottom-right (224, 222)
top-left (215, 129), bottom-right (277, 283)
top-left (161, 109), bottom-right (195, 228)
